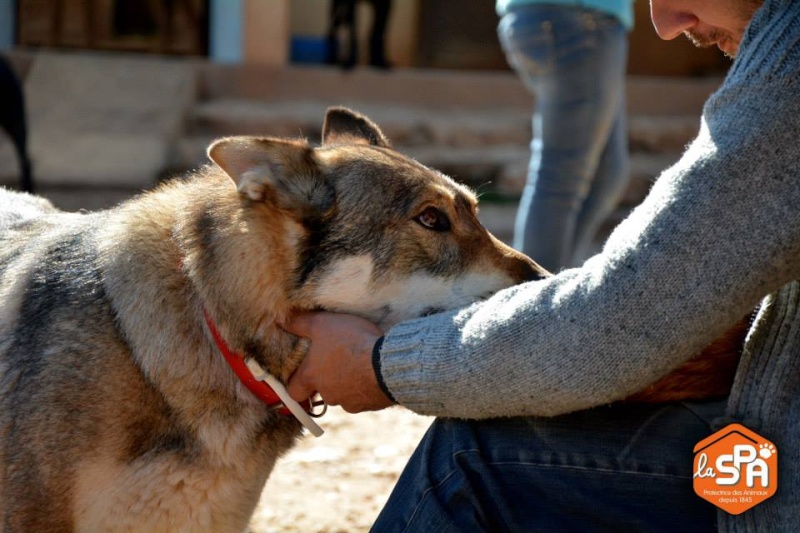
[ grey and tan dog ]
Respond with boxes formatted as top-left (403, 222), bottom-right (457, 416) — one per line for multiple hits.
top-left (0, 107), bottom-right (545, 532)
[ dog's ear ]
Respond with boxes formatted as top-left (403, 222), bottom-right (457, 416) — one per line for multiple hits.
top-left (322, 106), bottom-right (391, 148)
top-left (208, 136), bottom-right (332, 213)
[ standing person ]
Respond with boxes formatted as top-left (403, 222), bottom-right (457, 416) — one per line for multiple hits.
top-left (498, 0), bottom-right (634, 271)
top-left (366, 0), bottom-right (392, 69)
top-left (326, 0), bottom-right (358, 69)
top-left (286, 0), bottom-right (800, 530)
top-left (326, 0), bottom-right (393, 70)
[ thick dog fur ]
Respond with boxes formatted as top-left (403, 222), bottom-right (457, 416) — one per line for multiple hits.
top-left (0, 107), bottom-right (545, 532)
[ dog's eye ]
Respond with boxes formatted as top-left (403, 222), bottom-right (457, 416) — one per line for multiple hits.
top-left (415, 207), bottom-right (450, 231)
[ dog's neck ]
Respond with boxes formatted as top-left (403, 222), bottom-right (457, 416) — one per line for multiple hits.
top-left (164, 174), bottom-right (324, 435)
top-left (203, 309), bottom-right (325, 437)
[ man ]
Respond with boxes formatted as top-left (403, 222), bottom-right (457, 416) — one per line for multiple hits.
top-left (287, 0), bottom-right (799, 530)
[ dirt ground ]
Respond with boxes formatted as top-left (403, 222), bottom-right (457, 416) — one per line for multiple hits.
top-left (248, 406), bottom-right (434, 533)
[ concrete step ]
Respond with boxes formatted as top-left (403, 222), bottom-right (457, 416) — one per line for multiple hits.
top-left (9, 51), bottom-right (196, 189)
top-left (177, 92), bottom-right (689, 206)
top-left (189, 98), bottom-right (703, 154)
top-left (190, 99), bottom-right (531, 147)
top-left (197, 63), bottom-right (723, 116)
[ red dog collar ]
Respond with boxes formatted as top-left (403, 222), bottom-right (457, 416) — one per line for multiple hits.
top-left (203, 309), bottom-right (323, 423)
top-left (203, 310), bottom-right (285, 409)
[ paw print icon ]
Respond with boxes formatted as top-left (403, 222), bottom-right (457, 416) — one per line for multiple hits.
top-left (759, 442), bottom-right (777, 459)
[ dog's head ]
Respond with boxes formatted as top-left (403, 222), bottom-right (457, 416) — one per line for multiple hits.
top-left (208, 107), bottom-right (547, 328)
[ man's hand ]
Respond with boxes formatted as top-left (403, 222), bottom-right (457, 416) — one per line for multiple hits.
top-left (284, 311), bottom-right (395, 413)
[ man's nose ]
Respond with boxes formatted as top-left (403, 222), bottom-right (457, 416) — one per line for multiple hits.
top-left (650, 1), bottom-right (697, 40)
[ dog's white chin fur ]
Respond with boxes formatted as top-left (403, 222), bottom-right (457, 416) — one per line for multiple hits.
top-left (312, 255), bottom-right (513, 329)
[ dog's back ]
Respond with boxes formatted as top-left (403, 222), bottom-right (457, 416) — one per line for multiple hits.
top-left (0, 189), bottom-right (125, 531)
top-left (0, 189), bottom-right (57, 230)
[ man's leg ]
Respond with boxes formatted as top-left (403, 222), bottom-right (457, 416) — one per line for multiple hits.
top-left (372, 401), bottom-right (725, 532)
top-left (368, 0), bottom-right (392, 68)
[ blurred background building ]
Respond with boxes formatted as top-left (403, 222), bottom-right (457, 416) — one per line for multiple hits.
top-left (0, 0), bottom-right (731, 245)
top-left (3, 0), bottom-right (730, 74)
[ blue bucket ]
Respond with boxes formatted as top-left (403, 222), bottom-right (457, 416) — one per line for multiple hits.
top-left (290, 36), bottom-right (329, 64)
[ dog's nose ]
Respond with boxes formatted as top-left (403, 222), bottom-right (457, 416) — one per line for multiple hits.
top-left (504, 249), bottom-right (550, 283)
top-left (521, 257), bottom-right (551, 282)
top-left (490, 234), bottom-right (551, 283)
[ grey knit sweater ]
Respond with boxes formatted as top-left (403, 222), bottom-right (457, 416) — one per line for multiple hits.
top-left (378, 0), bottom-right (800, 529)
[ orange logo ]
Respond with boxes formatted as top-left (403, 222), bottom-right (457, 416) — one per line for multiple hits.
top-left (693, 423), bottom-right (777, 514)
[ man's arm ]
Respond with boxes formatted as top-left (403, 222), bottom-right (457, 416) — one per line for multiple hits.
top-left (374, 79), bottom-right (800, 419)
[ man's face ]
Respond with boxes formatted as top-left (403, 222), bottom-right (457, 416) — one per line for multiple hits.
top-left (649, 0), bottom-right (764, 57)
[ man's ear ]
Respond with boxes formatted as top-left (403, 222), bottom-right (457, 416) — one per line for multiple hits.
top-left (207, 136), bottom-right (333, 213)
top-left (322, 106), bottom-right (391, 148)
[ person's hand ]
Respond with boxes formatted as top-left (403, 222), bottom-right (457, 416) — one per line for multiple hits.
top-left (284, 311), bottom-right (394, 413)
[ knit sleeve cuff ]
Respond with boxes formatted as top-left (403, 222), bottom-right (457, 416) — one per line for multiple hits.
top-left (371, 336), bottom-right (396, 403)
top-left (372, 316), bottom-right (436, 412)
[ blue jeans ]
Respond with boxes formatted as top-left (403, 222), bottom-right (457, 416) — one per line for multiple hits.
top-left (372, 401), bottom-right (726, 532)
top-left (499, 5), bottom-right (630, 271)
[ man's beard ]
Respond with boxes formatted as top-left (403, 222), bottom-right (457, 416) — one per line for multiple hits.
top-left (683, 0), bottom-right (764, 58)
top-left (684, 29), bottom-right (728, 49)
top-left (684, 29), bottom-right (736, 57)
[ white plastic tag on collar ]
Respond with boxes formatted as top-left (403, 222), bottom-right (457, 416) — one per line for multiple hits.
top-left (245, 358), bottom-right (324, 437)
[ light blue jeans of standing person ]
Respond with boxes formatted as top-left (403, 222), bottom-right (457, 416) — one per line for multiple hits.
top-left (499, 4), bottom-right (630, 271)
top-left (371, 400), bottom-right (725, 532)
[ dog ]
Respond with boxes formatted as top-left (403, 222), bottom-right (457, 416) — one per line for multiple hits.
top-left (0, 107), bottom-right (546, 532)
